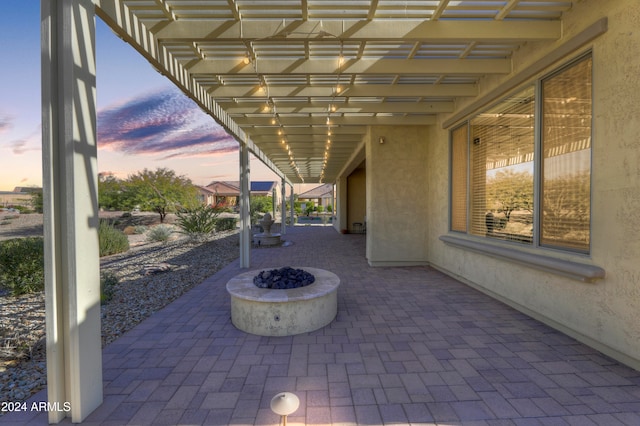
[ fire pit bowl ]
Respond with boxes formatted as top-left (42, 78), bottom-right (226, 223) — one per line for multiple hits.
top-left (226, 266), bottom-right (340, 336)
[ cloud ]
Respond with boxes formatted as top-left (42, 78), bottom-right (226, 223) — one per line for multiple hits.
top-left (0, 112), bottom-right (14, 134)
top-left (98, 88), bottom-right (238, 159)
top-left (10, 139), bottom-right (29, 154)
top-left (4, 126), bottom-right (41, 156)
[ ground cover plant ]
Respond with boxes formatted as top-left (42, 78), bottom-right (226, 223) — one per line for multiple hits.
top-left (175, 205), bottom-right (221, 239)
top-left (98, 220), bottom-right (130, 257)
top-left (0, 237), bottom-right (44, 296)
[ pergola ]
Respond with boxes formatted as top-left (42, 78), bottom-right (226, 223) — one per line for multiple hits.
top-left (41, 0), bottom-right (577, 422)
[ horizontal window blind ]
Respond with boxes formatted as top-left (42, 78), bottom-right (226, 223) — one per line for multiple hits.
top-left (541, 55), bottom-right (592, 251)
top-left (469, 87), bottom-right (535, 243)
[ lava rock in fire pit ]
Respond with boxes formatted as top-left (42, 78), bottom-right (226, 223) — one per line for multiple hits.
top-left (253, 267), bottom-right (315, 289)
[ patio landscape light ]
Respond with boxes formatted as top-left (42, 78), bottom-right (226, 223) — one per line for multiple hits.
top-left (270, 392), bottom-right (300, 426)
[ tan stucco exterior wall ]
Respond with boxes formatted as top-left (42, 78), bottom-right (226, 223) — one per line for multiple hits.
top-left (366, 126), bottom-right (430, 266)
top-left (347, 169), bottom-right (366, 233)
top-left (427, 0), bottom-right (640, 368)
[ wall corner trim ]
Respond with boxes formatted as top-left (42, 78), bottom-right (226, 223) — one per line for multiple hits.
top-left (439, 234), bottom-right (605, 283)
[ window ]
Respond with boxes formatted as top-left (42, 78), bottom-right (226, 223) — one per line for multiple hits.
top-left (541, 56), bottom-right (592, 251)
top-left (450, 54), bottom-right (592, 253)
top-left (451, 125), bottom-right (468, 232)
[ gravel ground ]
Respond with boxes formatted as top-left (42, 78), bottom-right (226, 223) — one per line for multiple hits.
top-left (0, 213), bottom-right (240, 407)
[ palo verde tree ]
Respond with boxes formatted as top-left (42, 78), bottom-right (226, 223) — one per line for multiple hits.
top-left (486, 169), bottom-right (534, 222)
top-left (123, 168), bottom-right (199, 223)
top-left (98, 173), bottom-right (127, 211)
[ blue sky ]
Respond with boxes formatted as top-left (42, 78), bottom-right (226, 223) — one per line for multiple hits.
top-left (0, 1), bottom-right (279, 190)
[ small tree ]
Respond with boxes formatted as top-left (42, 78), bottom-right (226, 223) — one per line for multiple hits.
top-left (250, 195), bottom-right (273, 223)
top-left (98, 173), bottom-right (126, 211)
top-left (486, 169), bottom-right (533, 222)
top-left (123, 168), bottom-right (199, 223)
top-left (30, 191), bottom-right (43, 213)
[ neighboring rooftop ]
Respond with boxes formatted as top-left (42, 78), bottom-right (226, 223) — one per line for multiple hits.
top-left (299, 183), bottom-right (334, 199)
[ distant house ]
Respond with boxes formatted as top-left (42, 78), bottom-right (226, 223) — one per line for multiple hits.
top-left (196, 186), bottom-right (218, 207)
top-left (0, 187), bottom-right (42, 209)
top-left (13, 187), bottom-right (42, 194)
top-left (298, 184), bottom-right (333, 210)
top-left (203, 181), bottom-right (280, 208)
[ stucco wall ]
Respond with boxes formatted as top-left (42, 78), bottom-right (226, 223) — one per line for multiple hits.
top-left (427, 0), bottom-right (640, 368)
top-left (347, 169), bottom-right (366, 233)
top-left (366, 126), bottom-right (429, 265)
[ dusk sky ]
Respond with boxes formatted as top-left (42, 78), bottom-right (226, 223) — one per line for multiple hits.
top-left (0, 1), bottom-right (283, 191)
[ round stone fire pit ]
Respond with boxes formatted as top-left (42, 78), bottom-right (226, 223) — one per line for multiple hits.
top-left (226, 266), bottom-right (340, 336)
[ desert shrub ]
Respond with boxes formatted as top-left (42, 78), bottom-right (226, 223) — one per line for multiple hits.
top-left (17, 206), bottom-right (33, 214)
top-left (99, 220), bottom-right (130, 257)
top-left (134, 225), bottom-right (148, 234)
top-left (123, 226), bottom-right (136, 235)
top-left (147, 225), bottom-right (174, 242)
top-left (175, 206), bottom-right (221, 237)
top-left (0, 237), bottom-right (45, 296)
top-left (100, 271), bottom-right (118, 304)
top-left (215, 217), bottom-right (237, 232)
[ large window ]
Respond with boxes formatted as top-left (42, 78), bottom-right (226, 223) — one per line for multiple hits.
top-left (450, 54), bottom-right (592, 253)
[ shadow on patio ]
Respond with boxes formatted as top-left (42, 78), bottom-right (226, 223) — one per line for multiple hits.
top-left (3, 226), bottom-right (640, 425)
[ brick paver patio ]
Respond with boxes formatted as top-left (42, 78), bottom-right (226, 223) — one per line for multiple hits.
top-left (3, 226), bottom-right (639, 425)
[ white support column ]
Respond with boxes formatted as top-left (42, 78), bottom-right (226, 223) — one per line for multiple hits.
top-left (41, 0), bottom-right (103, 422)
top-left (281, 178), bottom-right (287, 235)
top-left (239, 143), bottom-right (251, 267)
top-left (290, 187), bottom-right (295, 228)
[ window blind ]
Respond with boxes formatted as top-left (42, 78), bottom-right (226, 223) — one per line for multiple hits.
top-left (540, 56), bottom-right (592, 251)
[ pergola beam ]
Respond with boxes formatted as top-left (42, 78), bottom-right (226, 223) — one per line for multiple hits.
top-left (155, 19), bottom-right (561, 43)
top-left (219, 101), bottom-right (454, 114)
top-left (206, 83), bottom-right (478, 98)
top-left (233, 115), bottom-right (437, 126)
top-left (189, 58), bottom-right (511, 75)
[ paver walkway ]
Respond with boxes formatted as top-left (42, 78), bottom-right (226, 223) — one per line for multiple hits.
top-left (3, 226), bottom-right (640, 425)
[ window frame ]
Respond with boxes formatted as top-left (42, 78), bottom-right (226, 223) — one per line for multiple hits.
top-left (449, 51), bottom-right (593, 255)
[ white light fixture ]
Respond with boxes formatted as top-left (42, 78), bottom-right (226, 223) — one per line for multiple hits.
top-left (379, 136), bottom-right (385, 144)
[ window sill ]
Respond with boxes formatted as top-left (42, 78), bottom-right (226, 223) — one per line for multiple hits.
top-left (439, 234), bottom-right (605, 283)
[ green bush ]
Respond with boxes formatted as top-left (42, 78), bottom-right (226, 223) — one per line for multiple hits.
top-left (99, 220), bottom-right (130, 257)
top-left (215, 217), bottom-right (237, 231)
top-left (0, 237), bottom-right (45, 296)
top-left (175, 206), bottom-right (221, 237)
top-left (250, 196), bottom-right (273, 223)
top-left (100, 271), bottom-right (118, 304)
top-left (134, 225), bottom-right (148, 234)
top-left (147, 225), bottom-right (174, 242)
